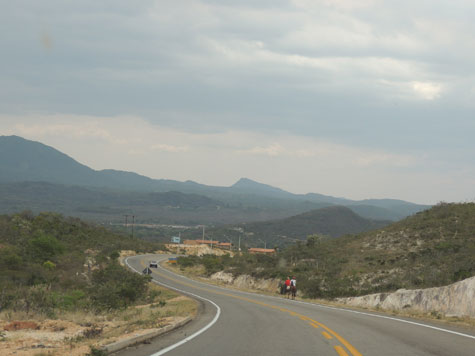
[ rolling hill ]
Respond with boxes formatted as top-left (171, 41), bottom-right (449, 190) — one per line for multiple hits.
top-left (0, 135), bottom-right (430, 223)
top-left (200, 205), bottom-right (391, 247)
top-left (187, 203), bottom-right (475, 299)
top-left (241, 206), bottom-right (390, 243)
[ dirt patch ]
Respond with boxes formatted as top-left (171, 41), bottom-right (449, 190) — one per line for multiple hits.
top-left (0, 319), bottom-right (88, 356)
top-left (168, 296), bottom-right (188, 303)
top-left (0, 283), bottom-right (197, 356)
top-left (0, 315), bottom-right (186, 356)
top-left (4, 321), bottom-right (39, 331)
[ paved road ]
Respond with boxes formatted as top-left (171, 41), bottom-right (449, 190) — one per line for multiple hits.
top-left (118, 254), bottom-right (475, 356)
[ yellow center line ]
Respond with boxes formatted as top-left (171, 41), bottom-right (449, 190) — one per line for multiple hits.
top-left (304, 317), bottom-right (363, 356)
top-left (322, 331), bottom-right (333, 339)
top-left (334, 345), bottom-right (350, 356)
top-left (139, 259), bottom-right (362, 356)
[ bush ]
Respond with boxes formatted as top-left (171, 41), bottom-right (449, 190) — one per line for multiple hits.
top-left (0, 247), bottom-right (22, 269)
top-left (177, 255), bottom-right (200, 268)
top-left (29, 234), bottom-right (64, 262)
top-left (86, 346), bottom-right (107, 356)
top-left (60, 290), bottom-right (87, 310)
top-left (202, 255), bottom-right (223, 275)
top-left (43, 260), bottom-right (56, 270)
top-left (89, 262), bottom-right (150, 310)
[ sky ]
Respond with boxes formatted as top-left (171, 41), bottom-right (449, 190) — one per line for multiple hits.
top-left (1, 0), bottom-right (475, 204)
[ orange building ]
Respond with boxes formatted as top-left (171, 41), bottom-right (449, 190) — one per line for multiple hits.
top-left (183, 240), bottom-right (200, 245)
top-left (216, 242), bottom-right (232, 249)
top-left (194, 239), bottom-right (219, 245)
top-left (248, 248), bottom-right (276, 255)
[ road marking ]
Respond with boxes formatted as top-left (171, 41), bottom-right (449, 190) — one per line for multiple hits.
top-left (156, 254), bottom-right (475, 342)
top-left (322, 331), bottom-right (333, 339)
top-left (134, 256), bottom-right (362, 356)
top-left (309, 322), bottom-right (320, 328)
top-left (335, 345), bottom-right (350, 356)
top-left (125, 257), bottom-right (222, 356)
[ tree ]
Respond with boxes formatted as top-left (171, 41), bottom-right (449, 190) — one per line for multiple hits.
top-left (29, 234), bottom-right (64, 262)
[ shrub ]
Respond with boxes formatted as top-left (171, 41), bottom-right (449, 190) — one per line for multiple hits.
top-left (60, 290), bottom-right (87, 310)
top-left (86, 346), bottom-right (107, 356)
top-left (28, 234), bottom-right (64, 262)
top-left (0, 247), bottom-right (22, 269)
top-left (89, 262), bottom-right (150, 310)
top-left (43, 260), bottom-right (56, 270)
top-left (201, 255), bottom-right (223, 275)
top-left (177, 255), bottom-right (200, 268)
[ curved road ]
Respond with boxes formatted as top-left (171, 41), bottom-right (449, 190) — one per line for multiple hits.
top-left (120, 254), bottom-right (475, 356)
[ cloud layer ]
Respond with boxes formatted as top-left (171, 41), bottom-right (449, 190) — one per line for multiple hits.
top-left (1, 1), bottom-right (475, 203)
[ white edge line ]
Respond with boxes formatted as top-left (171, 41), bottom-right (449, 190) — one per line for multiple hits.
top-left (124, 256), bottom-right (222, 356)
top-left (150, 254), bottom-right (475, 341)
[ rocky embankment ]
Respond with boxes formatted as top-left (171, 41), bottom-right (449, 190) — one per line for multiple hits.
top-left (165, 244), bottom-right (232, 257)
top-left (209, 271), bottom-right (280, 293)
top-left (209, 271), bottom-right (474, 319)
top-left (336, 276), bottom-right (475, 318)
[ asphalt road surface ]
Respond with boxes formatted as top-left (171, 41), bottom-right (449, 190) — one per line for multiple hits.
top-left (118, 254), bottom-right (475, 356)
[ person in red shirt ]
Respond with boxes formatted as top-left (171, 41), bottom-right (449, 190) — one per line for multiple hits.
top-left (285, 276), bottom-right (291, 289)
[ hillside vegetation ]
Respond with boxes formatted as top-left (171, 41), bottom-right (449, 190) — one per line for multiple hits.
top-left (0, 211), bottom-right (161, 315)
top-left (177, 203), bottom-right (475, 299)
top-left (236, 206), bottom-right (390, 245)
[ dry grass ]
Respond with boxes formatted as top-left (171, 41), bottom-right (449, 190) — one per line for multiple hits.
top-left (0, 283), bottom-right (197, 356)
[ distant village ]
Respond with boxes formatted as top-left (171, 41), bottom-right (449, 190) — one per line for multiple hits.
top-left (170, 236), bottom-right (276, 255)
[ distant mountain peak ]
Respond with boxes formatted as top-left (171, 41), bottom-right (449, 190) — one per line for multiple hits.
top-left (231, 177), bottom-right (286, 192)
top-left (232, 177), bottom-right (260, 187)
top-left (1, 136), bottom-right (429, 222)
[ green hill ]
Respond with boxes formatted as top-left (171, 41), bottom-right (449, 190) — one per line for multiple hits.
top-left (238, 206), bottom-right (391, 246)
top-left (185, 203), bottom-right (475, 299)
top-left (288, 202), bottom-right (475, 296)
top-left (0, 211), bottom-right (160, 314)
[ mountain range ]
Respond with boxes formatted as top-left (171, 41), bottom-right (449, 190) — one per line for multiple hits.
top-left (0, 135), bottom-right (429, 224)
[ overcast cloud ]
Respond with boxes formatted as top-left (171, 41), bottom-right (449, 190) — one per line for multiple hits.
top-left (1, 1), bottom-right (475, 204)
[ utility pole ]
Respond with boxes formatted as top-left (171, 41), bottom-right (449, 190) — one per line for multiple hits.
top-left (202, 225), bottom-right (205, 240)
top-left (124, 214), bottom-right (129, 229)
top-left (257, 238), bottom-right (266, 249)
top-left (238, 234), bottom-right (241, 251)
top-left (131, 215), bottom-right (135, 238)
top-left (223, 235), bottom-right (233, 250)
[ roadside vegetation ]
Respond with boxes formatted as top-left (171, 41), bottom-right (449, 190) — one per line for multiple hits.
top-left (0, 211), bottom-right (162, 315)
top-left (176, 203), bottom-right (475, 299)
top-left (0, 211), bottom-right (198, 355)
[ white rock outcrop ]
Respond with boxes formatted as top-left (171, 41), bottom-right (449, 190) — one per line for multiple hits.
top-left (337, 276), bottom-right (475, 318)
top-left (165, 244), bottom-right (232, 257)
top-left (209, 272), bottom-right (280, 293)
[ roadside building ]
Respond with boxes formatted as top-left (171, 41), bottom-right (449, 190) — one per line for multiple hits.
top-left (194, 239), bottom-right (219, 245)
top-left (183, 240), bottom-right (200, 245)
top-left (248, 248), bottom-right (276, 255)
top-left (216, 242), bottom-right (232, 250)
top-left (183, 239), bottom-right (220, 245)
